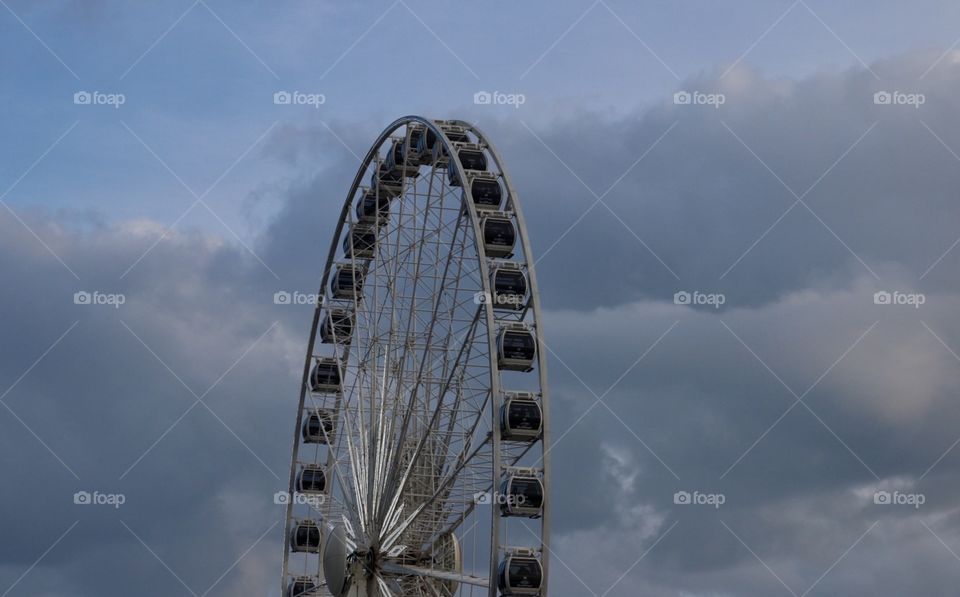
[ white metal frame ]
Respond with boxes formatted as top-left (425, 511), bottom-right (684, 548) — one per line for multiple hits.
top-left (280, 117), bottom-right (551, 597)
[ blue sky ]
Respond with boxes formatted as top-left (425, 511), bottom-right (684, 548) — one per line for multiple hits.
top-left (4, 0), bottom-right (960, 234)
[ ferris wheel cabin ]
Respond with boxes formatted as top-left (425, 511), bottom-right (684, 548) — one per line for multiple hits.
top-left (370, 162), bottom-right (403, 199)
top-left (497, 550), bottom-right (544, 596)
top-left (497, 323), bottom-right (537, 372)
top-left (302, 408), bottom-right (335, 444)
top-left (468, 171), bottom-right (503, 211)
top-left (489, 262), bottom-right (528, 310)
top-left (320, 308), bottom-right (353, 344)
top-left (499, 468), bottom-right (545, 518)
top-left (286, 576), bottom-right (320, 597)
top-left (447, 143), bottom-right (488, 187)
top-left (342, 224), bottom-right (378, 260)
top-left (330, 264), bottom-right (363, 299)
top-left (296, 464), bottom-right (327, 493)
top-left (501, 392), bottom-right (543, 441)
top-left (482, 214), bottom-right (517, 259)
top-left (290, 519), bottom-right (322, 554)
top-left (355, 189), bottom-right (391, 226)
top-left (309, 358), bottom-right (341, 393)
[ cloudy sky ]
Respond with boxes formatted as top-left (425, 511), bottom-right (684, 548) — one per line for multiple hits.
top-left (3, 1), bottom-right (960, 595)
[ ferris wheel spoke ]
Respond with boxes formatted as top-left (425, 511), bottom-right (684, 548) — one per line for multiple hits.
top-left (377, 307), bottom-right (483, 539)
top-left (383, 460), bottom-right (489, 553)
top-left (342, 160), bottom-right (466, 545)
top-left (368, 177), bottom-right (450, 540)
top-left (375, 572), bottom-right (400, 596)
top-left (382, 316), bottom-right (492, 539)
top-left (341, 406), bottom-right (370, 536)
top-left (380, 563), bottom-right (489, 589)
top-left (375, 205), bottom-right (471, 525)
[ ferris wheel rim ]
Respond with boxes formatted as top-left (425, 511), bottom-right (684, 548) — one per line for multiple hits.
top-left (281, 116), bottom-right (550, 597)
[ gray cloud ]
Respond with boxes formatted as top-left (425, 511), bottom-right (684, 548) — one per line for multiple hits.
top-left (3, 49), bottom-right (960, 596)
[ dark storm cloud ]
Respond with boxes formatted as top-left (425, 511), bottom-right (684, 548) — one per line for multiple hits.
top-left (0, 212), bottom-right (304, 596)
top-left (489, 51), bottom-right (960, 311)
top-left (4, 50), bottom-right (960, 596)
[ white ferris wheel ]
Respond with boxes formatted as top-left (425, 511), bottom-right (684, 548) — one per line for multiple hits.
top-left (281, 117), bottom-right (551, 597)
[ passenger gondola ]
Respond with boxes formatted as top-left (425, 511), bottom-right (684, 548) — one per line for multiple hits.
top-left (302, 409), bottom-right (335, 444)
top-left (287, 576), bottom-right (319, 597)
top-left (416, 124), bottom-right (469, 163)
top-left (290, 519), bottom-right (321, 553)
top-left (497, 550), bottom-right (543, 595)
top-left (406, 126), bottom-right (426, 166)
top-left (320, 309), bottom-right (353, 344)
top-left (416, 127), bottom-right (438, 157)
top-left (489, 262), bottom-right (528, 310)
top-left (385, 139), bottom-right (420, 178)
top-left (309, 358), bottom-right (341, 392)
top-left (354, 190), bottom-right (391, 225)
top-left (500, 392), bottom-right (542, 441)
top-left (330, 264), bottom-right (363, 300)
top-left (500, 469), bottom-right (545, 518)
top-left (482, 215), bottom-right (517, 258)
top-left (342, 225), bottom-right (377, 259)
top-left (296, 464), bottom-right (326, 493)
top-left (444, 128), bottom-right (469, 144)
top-left (466, 171), bottom-right (503, 211)
top-left (370, 162), bottom-right (403, 199)
top-left (448, 144), bottom-right (488, 187)
top-left (497, 323), bottom-right (537, 372)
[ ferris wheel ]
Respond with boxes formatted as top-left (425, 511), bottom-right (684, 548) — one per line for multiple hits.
top-left (280, 117), bottom-right (550, 597)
